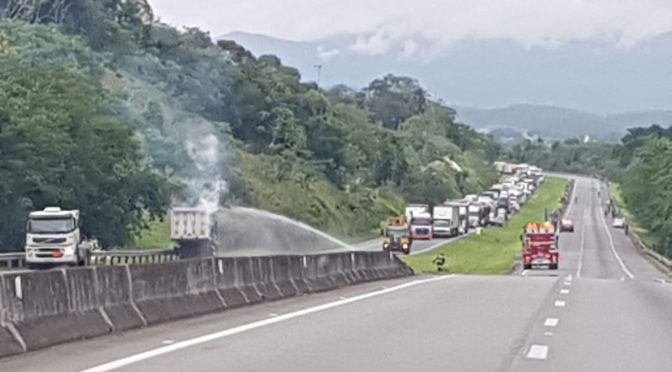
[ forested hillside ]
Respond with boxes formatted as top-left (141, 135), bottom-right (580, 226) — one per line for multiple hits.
top-left (504, 125), bottom-right (672, 257)
top-left (0, 0), bottom-right (499, 250)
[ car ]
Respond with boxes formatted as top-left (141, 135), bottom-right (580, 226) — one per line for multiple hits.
top-left (613, 217), bottom-right (626, 228)
top-left (560, 218), bottom-right (575, 232)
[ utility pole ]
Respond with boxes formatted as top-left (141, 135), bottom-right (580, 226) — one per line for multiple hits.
top-left (313, 64), bottom-right (323, 85)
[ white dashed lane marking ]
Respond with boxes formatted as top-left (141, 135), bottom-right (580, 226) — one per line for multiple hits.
top-left (544, 318), bottom-right (559, 327)
top-left (526, 345), bottom-right (549, 360)
top-left (560, 289), bottom-right (570, 294)
top-left (554, 300), bottom-right (566, 307)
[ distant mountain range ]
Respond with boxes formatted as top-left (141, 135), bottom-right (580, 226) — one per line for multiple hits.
top-left (454, 105), bottom-right (672, 142)
top-left (219, 31), bottom-right (672, 141)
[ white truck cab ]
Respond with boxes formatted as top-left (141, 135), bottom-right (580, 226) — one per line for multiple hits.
top-left (24, 207), bottom-right (96, 267)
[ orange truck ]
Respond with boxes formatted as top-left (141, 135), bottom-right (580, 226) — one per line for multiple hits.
top-left (521, 222), bottom-right (559, 270)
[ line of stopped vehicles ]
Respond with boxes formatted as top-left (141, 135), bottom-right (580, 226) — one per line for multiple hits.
top-left (381, 163), bottom-right (575, 271)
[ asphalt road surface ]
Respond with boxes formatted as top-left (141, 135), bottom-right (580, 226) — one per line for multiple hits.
top-left (352, 231), bottom-right (471, 255)
top-left (3, 175), bottom-right (671, 372)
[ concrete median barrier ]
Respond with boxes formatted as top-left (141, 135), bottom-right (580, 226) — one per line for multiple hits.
top-left (271, 256), bottom-right (299, 297)
top-left (288, 256), bottom-right (310, 293)
top-left (129, 259), bottom-right (224, 325)
top-left (214, 257), bottom-right (248, 308)
top-left (0, 276), bottom-right (26, 358)
top-left (253, 257), bottom-right (284, 301)
top-left (0, 251), bottom-right (413, 359)
top-left (0, 269), bottom-right (111, 351)
top-left (303, 255), bottom-right (334, 292)
top-left (344, 253), bottom-right (366, 284)
top-left (327, 254), bottom-right (350, 288)
top-left (233, 257), bottom-right (263, 304)
top-left (94, 266), bottom-right (144, 331)
top-left (355, 252), bottom-right (383, 281)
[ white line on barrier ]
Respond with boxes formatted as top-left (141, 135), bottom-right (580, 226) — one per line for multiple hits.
top-left (80, 275), bottom-right (453, 372)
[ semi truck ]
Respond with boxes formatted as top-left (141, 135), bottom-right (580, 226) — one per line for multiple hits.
top-left (443, 201), bottom-right (470, 234)
top-left (409, 212), bottom-right (433, 240)
top-left (170, 208), bottom-right (218, 258)
top-left (24, 207), bottom-right (99, 268)
top-left (432, 205), bottom-right (460, 238)
top-left (405, 204), bottom-right (430, 222)
top-left (468, 202), bottom-right (490, 227)
top-left (521, 222), bottom-right (559, 270)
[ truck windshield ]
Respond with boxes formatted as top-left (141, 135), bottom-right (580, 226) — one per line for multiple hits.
top-left (412, 219), bottom-right (431, 226)
top-left (27, 218), bottom-right (75, 234)
top-left (387, 230), bottom-right (407, 239)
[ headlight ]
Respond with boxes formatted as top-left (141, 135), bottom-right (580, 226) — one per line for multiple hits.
top-left (63, 245), bottom-right (75, 255)
top-left (402, 243), bottom-right (409, 249)
top-left (383, 243), bottom-right (389, 248)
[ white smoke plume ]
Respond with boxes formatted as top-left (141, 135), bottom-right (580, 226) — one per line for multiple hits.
top-left (184, 133), bottom-right (227, 215)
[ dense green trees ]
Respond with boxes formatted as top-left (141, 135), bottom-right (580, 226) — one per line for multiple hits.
top-left (620, 138), bottom-right (672, 256)
top-left (0, 25), bottom-right (170, 249)
top-left (0, 0), bottom-right (500, 246)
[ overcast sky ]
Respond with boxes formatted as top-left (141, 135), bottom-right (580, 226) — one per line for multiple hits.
top-left (149, 0), bottom-right (672, 56)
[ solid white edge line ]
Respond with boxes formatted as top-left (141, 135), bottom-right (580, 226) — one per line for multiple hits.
top-left (526, 344), bottom-right (549, 360)
top-left (597, 195), bottom-right (635, 279)
top-left (80, 275), bottom-right (453, 372)
top-left (576, 224), bottom-right (585, 278)
top-left (564, 178), bottom-right (577, 215)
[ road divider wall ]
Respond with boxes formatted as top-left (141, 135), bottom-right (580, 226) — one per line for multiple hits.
top-left (0, 251), bottom-right (412, 358)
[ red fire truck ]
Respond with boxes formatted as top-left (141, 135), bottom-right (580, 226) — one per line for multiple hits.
top-left (522, 222), bottom-right (559, 270)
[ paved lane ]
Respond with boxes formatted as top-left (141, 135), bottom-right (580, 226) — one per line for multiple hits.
top-left (352, 234), bottom-right (469, 255)
top-left (510, 175), bottom-right (672, 371)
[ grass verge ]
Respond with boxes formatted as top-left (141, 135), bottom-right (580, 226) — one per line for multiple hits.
top-left (132, 218), bottom-right (175, 250)
top-left (608, 182), bottom-right (658, 249)
top-left (403, 177), bottom-right (567, 274)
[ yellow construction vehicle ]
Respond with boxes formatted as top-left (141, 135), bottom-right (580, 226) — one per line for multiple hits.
top-left (382, 216), bottom-right (412, 255)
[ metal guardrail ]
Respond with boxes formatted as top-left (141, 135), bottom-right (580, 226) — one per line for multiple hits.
top-left (0, 249), bottom-right (178, 270)
top-left (0, 253), bottom-right (25, 269)
top-left (628, 229), bottom-right (672, 269)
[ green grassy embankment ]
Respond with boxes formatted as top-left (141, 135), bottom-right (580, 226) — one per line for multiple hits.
top-left (608, 182), bottom-right (658, 249)
top-left (403, 177), bottom-right (567, 274)
top-left (132, 218), bottom-right (175, 250)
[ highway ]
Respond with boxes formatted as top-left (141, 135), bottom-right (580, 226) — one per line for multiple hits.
top-left (352, 232), bottom-right (470, 255)
top-left (3, 176), bottom-right (672, 371)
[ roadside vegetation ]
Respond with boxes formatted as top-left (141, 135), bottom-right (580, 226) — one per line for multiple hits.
top-left (403, 177), bottom-right (567, 274)
top-left (0, 1), bottom-right (500, 251)
top-left (503, 125), bottom-right (672, 258)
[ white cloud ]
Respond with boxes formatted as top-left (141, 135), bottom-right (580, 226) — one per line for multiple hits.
top-left (317, 46), bottom-right (341, 60)
top-left (148, 0), bottom-right (672, 59)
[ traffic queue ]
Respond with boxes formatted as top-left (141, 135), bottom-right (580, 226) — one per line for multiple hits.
top-left (381, 163), bottom-right (546, 254)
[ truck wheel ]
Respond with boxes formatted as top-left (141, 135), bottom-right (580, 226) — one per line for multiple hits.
top-left (549, 264), bottom-right (558, 270)
top-left (523, 264), bottom-right (532, 270)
